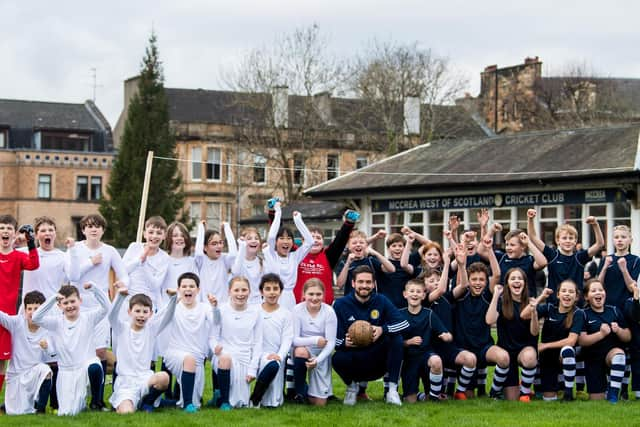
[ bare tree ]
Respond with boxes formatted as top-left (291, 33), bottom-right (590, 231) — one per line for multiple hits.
top-left (348, 40), bottom-right (469, 153)
top-left (537, 61), bottom-right (640, 128)
top-left (220, 24), bottom-right (346, 202)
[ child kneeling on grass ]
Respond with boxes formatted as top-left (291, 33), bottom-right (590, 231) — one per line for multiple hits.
top-left (108, 282), bottom-right (178, 413)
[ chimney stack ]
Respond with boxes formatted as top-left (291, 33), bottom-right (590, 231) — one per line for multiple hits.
top-left (404, 96), bottom-right (420, 136)
top-left (273, 86), bottom-right (289, 128)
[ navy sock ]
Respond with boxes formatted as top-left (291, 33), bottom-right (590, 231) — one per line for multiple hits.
top-left (142, 385), bottom-right (164, 406)
top-left (181, 371), bottom-right (196, 407)
top-left (258, 360), bottom-right (280, 384)
top-left (251, 361), bottom-right (280, 405)
top-left (100, 359), bottom-right (108, 403)
top-left (218, 368), bottom-right (231, 405)
top-left (36, 378), bottom-right (52, 412)
top-left (49, 363), bottom-right (59, 409)
top-left (211, 366), bottom-right (218, 392)
top-left (293, 357), bottom-right (308, 396)
top-left (161, 361), bottom-right (174, 399)
top-left (87, 363), bottom-right (103, 405)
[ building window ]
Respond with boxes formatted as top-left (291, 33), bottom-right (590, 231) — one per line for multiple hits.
top-left (91, 177), bottom-right (102, 200)
top-left (40, 131), bottom-right (91, 151)
top-left (191, 147), bottom-right (202, 181)
top-left (38, 174), bottom-right (51, 199)
top-left (206, 148), bottom-right (221, 181)
top-left (356, 156), bottom-right (368, 169)
top-left (206, 202), bottom-right (221, 230)
top-left (254, 154), bottom-right (266, 184)
top-left (293, 153), bottom-right (305, 186)
top-left (0, 129), bottom-right (7, 148)
top-left (189, 202), bottom-right (201, 225)
top-left (327, 154), bottom-right (339, 180)
top-left (76, 176), bottom-right (88, 200)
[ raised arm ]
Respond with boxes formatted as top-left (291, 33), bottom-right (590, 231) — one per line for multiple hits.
top-left (526, 209), bottom-right (545, 252)
top-left (194, 220), bottom-right (206, 270)
top-left (477, 209), bottom-right (489, 241)
top-left (324, 213), bottom-right (357, 268)
top-left (292, 211), bottom-right (314, 263)
top-left (400, 233), bottom-right (416, 275)
top-left (87, 282), bottom-right (111, 324)
top-left (448, 215), bottom-right (460, 244)
top-left (616, 257), bottom-right (636, 293)
top-left (452, 244), bottom-right (469, 299)
top-left (266, 202), bottom-right (282, 250)
top-left (231, 239), bottom-right (246, 276)
top-left (586, 216), bottom-right (605, 258)
top-left (367, 246), bottom-right (395, 273)
top-left (401, 226), bottom-right (431, 246)
top-left (222, 222), bottom-right (238, 257)
top-left (598, 256), bottom-right (612, 284)
top-left (108, 283), bottom-right (128, 331)
top-left (521, 288), bottom-right (553, 320)
top-left (153, 292), bottom-right (178, 334)
top-left (477, 223), bottom-right (502, 259)
top-left (485, 237), bottom-right (501, 293)
top-left (366, 229), bottom-right (387, 246)
top-left (32, 294), bottom-right (60, 330)
top-left (335, 255), bottom-right (353, 289)
top-left (485, 284), bottom-right (502, 325)
top-left (520, 233), bottom-right (547, 270)
top-left (529, 302), bottom-right (540, 336)
top-left (428, 247), bottom-right (452, 303)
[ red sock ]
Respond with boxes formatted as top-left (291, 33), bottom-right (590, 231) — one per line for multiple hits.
top-left (0, 374), bottom-right (5, 393)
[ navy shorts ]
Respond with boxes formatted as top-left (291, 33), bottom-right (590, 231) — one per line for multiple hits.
top-left (401, 351), bottom-right (438, 396)
top-left (433, 341), bottom-right (462, 368)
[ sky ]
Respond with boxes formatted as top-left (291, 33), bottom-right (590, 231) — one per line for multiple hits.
top-left (2, 0), bottom-right (638, 127)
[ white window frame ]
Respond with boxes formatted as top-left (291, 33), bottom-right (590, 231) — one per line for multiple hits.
top-left (191, 147), bottom-right (202, 181)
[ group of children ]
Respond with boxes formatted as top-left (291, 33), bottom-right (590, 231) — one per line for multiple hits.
top-left (0, 201), bottom-right (639, 416)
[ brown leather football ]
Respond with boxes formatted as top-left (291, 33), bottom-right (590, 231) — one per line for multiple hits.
top-left (348, 320), bottom-right (373, 347)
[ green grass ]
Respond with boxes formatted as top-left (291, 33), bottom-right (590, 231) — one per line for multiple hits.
top-left (1, 366), bottom-right (639, 426)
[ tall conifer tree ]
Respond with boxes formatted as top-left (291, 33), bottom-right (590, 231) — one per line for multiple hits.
top-left (100, 32), bottom-right (183, 246)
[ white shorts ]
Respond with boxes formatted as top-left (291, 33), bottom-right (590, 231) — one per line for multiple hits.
top-left (306, 346), bottom-right (332, 399)
top-left (4, 363), bottom-right (51, 415)
top-left (94, 317), bottom-right (111, 350)
top-left (212, 354), bottom-right (250, 408)
top-left (57, 357), bottom-right (100, 416)
top-left (163, 349), bottom-right (205, 408)
top-left (109, 371), bottom-right (154, 410)
top-left (257, 355), bottom-right (285, 408)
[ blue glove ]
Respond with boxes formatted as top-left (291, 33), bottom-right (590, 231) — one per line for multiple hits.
top-left (267, 197), bottom-right (281, 209)
top-left (345, 210), bottom-right (360, 223)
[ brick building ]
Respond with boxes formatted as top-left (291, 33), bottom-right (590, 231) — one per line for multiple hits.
top-left (0, 99), bottom-right (114, 242)
top-left (462, 56), bottom-right (640, 134)
top-left (114, 78), bottom-right (489, 232)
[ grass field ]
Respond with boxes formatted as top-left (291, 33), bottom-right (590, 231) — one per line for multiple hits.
top-left (1, 366), bottom-right (638, 427)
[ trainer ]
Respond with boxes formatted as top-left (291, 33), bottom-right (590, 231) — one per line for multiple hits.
top-left (332, 265), bottom-right (409, 406)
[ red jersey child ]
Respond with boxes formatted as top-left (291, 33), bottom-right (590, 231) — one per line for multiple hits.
top-left (0, 214), bottom-right (40, 392)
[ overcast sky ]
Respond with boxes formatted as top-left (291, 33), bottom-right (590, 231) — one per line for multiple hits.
top-left (2, 0), bottom-right (638, 127)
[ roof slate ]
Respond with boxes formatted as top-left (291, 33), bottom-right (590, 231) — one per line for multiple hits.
top-left (165, 88), bottom-right (489, 140)
top-left (305, 125), bottom-right (640, 197)
top-left (0, 99), bottom-right (104, 131)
